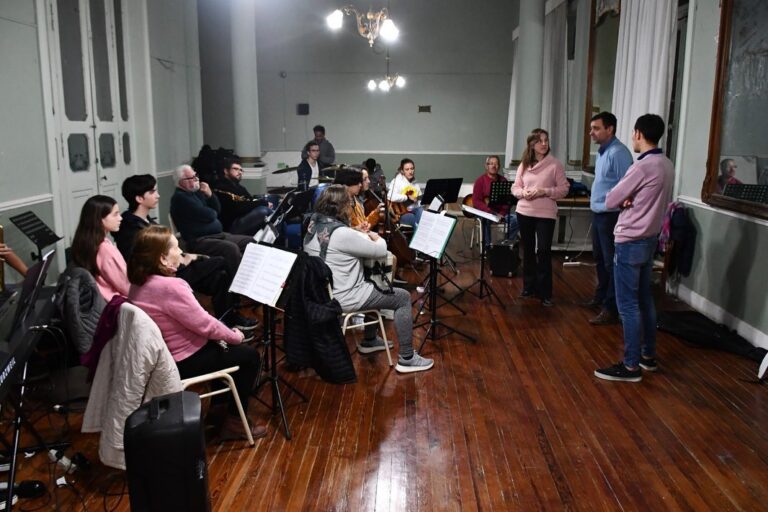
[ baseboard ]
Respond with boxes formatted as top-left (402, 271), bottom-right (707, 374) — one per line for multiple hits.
top-left (673, 283), bottom-right (768, 350)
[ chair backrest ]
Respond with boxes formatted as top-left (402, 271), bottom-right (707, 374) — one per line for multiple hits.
top-left (167, 214), bottom-right (186, 250)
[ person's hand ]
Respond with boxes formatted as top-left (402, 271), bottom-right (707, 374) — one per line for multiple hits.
top-left (405, 189), bottom-right (415, 198)
top-left (0, 243), bottom-right (12, 260)
top-left (181, 252), bottom-right (197, 266)
top-left (360, 221), bottom-right (371, 232)
top-left (622, 197), bottom-right (634, 208)
top-left (368, 231), bottom-right (380, 242)
top-left (232, 328), bottom-right (244, 343)
top-left (199, 181), bottom-right (212, 197)
top-left (522, 188), bottom-right (536, 200)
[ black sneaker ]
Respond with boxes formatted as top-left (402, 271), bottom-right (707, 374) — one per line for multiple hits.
top-left (639, 357), bottom-right (658, 372)
top-left (594, 362), bottom-right (642, 382)
top-left (541, 298), bottom-right (554, 307)
top-left (227, 313), bottom-right (259, 332)
top-left (519, 289), bottom-right (535, 299)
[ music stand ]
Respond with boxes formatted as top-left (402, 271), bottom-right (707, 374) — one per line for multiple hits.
top-left (462, 206), bottom-right (503, 306)
top-left (9, 212), bottom-right (62, 262)
top-left (229, 242), bottom-right (306, 440)
top-left (409, 211), bottom-right (476, 351)
top-left (488, 181), bottom-right (517, 208)
top-left (420, 178), bottom-right (463, 206)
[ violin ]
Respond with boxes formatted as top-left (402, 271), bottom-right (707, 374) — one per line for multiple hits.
top-left (376, 180), bottom-right (415, 264)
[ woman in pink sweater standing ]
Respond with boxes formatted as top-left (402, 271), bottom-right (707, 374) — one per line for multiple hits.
top-left (71, 195), bottom-right (130, 300)
top-left (512, 129), bottom-right (569, 306)
top-left (128, 226), bottom-right (265, 440)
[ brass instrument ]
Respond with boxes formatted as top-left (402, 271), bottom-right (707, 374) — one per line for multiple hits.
top-left (214, 189), bottom-right (262, 203)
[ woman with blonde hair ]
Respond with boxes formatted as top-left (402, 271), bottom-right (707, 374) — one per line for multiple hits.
top-left (128, 225), bottom-right (265, 440)
top-left (512, 129), bottom-right (569, 307)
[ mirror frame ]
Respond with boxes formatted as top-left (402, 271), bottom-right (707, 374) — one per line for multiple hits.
top-left (702, 0), bottom-right (768, 220)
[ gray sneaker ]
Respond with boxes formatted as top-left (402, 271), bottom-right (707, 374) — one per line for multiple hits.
top-left (395, 352), bottom-right (434, 373)
top-left (357, 337), bottom-right (394, 354)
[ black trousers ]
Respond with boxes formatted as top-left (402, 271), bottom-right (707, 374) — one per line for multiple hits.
top-left (517, 212), bottom-right (556, 300)
top-left (186, 232), bottom-right (252, 277)
top-left (175, 342), bottom-right (260, 416)
top-left (176, 256), bottom-right (233, 318)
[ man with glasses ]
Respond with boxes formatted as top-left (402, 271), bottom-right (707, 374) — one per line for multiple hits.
top-left (300, 124), bottom-right (336, 169)
top-left (170, 165), bottom-right (252, 278)
top-left (213, 156), bottom-right (273, 235)
top-left (297, 141), bottom-right (321, 191)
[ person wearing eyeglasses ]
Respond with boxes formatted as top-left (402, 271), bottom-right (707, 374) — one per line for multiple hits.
top-left (300, 124), bottom-right (336, 169)
top-left (297, 141), bottom-right (321, 192)
top-left (169, 164), bottom-right (252, 279)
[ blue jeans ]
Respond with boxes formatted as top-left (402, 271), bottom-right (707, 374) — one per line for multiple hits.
top-left (592, 211), bottom-right (619, 312)
top-left (399, 206), bottom-right (423, 228)
top-left (614, 237), bottom-right (658, 368)
top-left (481, 212), bottom-right (520, 248)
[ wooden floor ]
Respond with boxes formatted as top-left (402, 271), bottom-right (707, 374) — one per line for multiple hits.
top-left (7, 228), bottom-right (768, 511)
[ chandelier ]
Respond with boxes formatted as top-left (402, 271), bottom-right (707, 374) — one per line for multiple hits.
top-left (326, 5), bottom-right (399, 47)
top-left (367, 50), bottom-right (405, 92)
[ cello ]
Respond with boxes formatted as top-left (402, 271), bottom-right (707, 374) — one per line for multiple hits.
top-left (363, 186), bottom-right (415, 265)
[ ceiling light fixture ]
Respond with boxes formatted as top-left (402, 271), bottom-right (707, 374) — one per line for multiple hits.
top-left (326, 5), bottom-right (399, 47)
top-left (367, 50), bottom-right (405, 93)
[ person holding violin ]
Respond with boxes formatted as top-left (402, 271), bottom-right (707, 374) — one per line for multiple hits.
top-left (333, 168), bottom-right (370, 231)
top-left (387, 158), bottom-right (423, 228)
top-left (472, 155), bottom-right (519, 248)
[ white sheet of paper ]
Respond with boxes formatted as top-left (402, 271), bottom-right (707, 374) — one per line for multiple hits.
top-left (428, 196), bottom-right (443, 212)
top-left (229, 244), bottom-right (297, 306)
top-left (409, 210), bottom-right (456, 259)
top-left (461, 204), bottom-right (501, 223)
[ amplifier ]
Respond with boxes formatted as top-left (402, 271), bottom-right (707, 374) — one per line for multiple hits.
top-left (488, 242), bottom-right (520, 277)
top-left (125, 391), bottom-right (210, 512)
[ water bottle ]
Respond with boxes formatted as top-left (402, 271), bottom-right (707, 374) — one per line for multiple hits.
top-left (48, 449), bottom-right (77, 474)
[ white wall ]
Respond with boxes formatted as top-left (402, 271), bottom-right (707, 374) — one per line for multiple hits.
top-left (148, 0), bottom-right (204, 171)
top-left (200, 0), bottom-right (518, 154)
top-left (0, 1), bottom-right (51, 202)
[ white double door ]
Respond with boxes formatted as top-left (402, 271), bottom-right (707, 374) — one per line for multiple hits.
top-left (46, 0), bottom-right (134, 243)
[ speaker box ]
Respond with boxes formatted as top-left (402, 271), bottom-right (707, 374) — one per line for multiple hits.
top-left (124, 391), bottom-right (210, 512)
top-left (296, 103), bottom-right (309, 115)
top-left (488, 242), bottom-right (520, 277)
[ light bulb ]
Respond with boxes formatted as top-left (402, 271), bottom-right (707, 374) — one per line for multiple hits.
top-left (326, 9), bottom-right (344, 30)
top-left (367, 79), bottom-right (377, 91)
top-left (378, 80), bottom-right (391, 92)
top-left (395, 75), bottom-right (406, 88)
top-left (380, 19), bottom-right (399, 42)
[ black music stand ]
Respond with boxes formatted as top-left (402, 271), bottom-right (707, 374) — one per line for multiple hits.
top-left (409, 212), bottom-right (476, 351)
top-left (230, 243), bottom-right (306, 440)
top-left (463, 207), bottom-right (504, 306)
top-left (9, 212), bottom-right (62, 262)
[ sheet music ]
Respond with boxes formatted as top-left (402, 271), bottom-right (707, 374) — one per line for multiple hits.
top-left (229, 244), bottom-right (296, 306)
top-left (461, 204), bottom-right (501, 223)
top-left (409, 211), bottom-right (457, 259)
top-left (428, 195), bottom-right (443, 212)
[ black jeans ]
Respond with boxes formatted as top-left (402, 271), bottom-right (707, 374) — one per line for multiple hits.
top-left (186, 232), bottom-right (252, 277)
top-left (517, 212), bottom-right (556, 300)
top-left (175, 342), bottom-right (260, 416)
top-left (591, 211), bottom-right (620, 313)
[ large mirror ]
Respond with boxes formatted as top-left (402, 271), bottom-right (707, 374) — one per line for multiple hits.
top-left (581, 1), bottom-right (620, 170)
top-left (703, 0), bottom-right (768, 219)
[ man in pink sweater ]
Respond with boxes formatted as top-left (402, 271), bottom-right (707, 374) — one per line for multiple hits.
top-left (594, 114), bottom-right (674, 383)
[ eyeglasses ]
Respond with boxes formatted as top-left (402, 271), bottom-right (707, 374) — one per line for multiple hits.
top-left (309, 148), bottom-right (320, 153)
top-left (181, 174), bottom-right (199, 181)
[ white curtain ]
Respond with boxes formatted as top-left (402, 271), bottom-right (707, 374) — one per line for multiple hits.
top-left (611, 0), bottom-right (678, 157)
top-left (569, 0), bottom-right (591, 164)
top-left (540, 2), bottom-right (568, 164)
top-left (504, 38), bottom-right (519, 167)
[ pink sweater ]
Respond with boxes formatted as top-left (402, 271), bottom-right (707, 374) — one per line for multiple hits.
top-left (95, 239), bottom-right (130, 300)
top-left (512, 154), bottom-right (569, 219)
top-left (128, 274), bottom-right (241, 361)
top-left (606, 152), bottom-right (675, 244)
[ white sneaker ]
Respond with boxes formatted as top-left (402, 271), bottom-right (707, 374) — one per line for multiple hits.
top-left (395, 352), bottom-right (434, 373)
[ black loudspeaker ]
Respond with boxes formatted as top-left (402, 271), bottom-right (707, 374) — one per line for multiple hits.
top-left (488, 242), bottom-right (520, 277)
top-left (124, 391), bottom-right (210, 512)
top-left (296, 103), bottom-right (309, 115)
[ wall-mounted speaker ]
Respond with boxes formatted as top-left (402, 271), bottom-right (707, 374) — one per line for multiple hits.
top-left (297, 103), bottom-right (310, 116)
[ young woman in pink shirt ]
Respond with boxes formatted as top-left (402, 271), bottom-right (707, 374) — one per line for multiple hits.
top-left (71, 195), bottom-right (131, 300)
top-left (512, 129), bottom-right (569, 306)
top-left (128, 226), bottom-right (265, 440)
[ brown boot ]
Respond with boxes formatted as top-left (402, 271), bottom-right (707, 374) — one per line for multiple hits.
top-left (589, 309), bottom-right (621, 325)
top-left (217, 415), bottom-right (267, 442)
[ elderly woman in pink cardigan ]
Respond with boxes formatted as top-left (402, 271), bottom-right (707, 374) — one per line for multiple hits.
top-left (512, 129), bottom-right (569, 307)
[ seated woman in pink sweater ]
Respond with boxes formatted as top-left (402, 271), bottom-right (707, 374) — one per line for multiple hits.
top-left (512, 129), bottom-right (569, 307)
top-left (128, 226), bottom-right (265, 441)
top-left (71, 195), bottom-right (130, 300)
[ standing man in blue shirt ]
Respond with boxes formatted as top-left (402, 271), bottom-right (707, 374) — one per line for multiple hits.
top-left (582, 112), bottom-right (634, 325)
